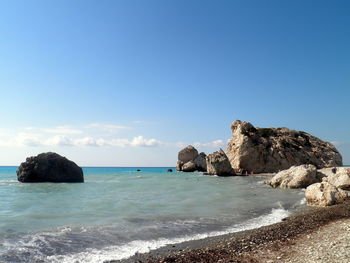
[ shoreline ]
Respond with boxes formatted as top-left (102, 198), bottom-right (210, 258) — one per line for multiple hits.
top-left (111, 201), bottom-right (350, 263)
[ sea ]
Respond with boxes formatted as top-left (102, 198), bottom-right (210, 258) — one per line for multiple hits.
top-left (0, 167), bottom-right (306, 263)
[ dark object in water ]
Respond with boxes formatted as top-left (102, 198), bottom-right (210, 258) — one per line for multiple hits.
top-left (137, 169), bottom-right (141, 172)
top-left (17, 152), bottom-right (84, 183)
top-left (167, 169), bottom-right (173, 172)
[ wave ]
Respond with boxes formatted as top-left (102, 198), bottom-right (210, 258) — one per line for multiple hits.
top-left (46, 207), bottom-right (290, 263)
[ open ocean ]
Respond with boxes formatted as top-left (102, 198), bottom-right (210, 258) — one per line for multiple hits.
top-left (0, 167), bottom-right (306, 263)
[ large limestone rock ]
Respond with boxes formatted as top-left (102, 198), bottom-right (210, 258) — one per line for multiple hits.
top-left (322, 167), bottom-right (350, 190)
top-left (177, 146), bottom-right (207, 172)
top-left (17, 152), bottom-right (84, 183)
top-left (178, 145), bottom-right (198, 163)
top-left (226, 120), bottom-right (342, 173)
top-left (206, 149), bottom-right (235, 176)
top-left (267, 164), bottom-right (318, 189)
top-left (305, 182), bottom-right (348, 206)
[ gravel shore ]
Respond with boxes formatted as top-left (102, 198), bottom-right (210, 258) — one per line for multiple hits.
top-left (111, 201), bottom-right (350, 263)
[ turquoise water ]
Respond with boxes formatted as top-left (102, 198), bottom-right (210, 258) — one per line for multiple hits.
top-left (0, 167), bottom-right (305, 262)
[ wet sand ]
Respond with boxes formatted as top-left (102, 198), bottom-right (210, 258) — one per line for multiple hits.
top-left (110, 201), bottom-right (350, 263)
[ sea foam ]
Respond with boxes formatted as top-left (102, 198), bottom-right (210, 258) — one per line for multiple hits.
top-left (47, 207), bottom-right (290, 263)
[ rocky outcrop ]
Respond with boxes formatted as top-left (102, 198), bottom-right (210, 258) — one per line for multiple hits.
top-left (182, 161), bottom-right (197, 172)
top-left (226, 120), bottom-right (342, 173)
top-left (177, 145), bottom-right (207, 172)
top-left (305, 182), bottom-right (348, 206)
top-left (321, 167), bottom-right (350, 190)
top-left (194, 152), bottom-right (207, 172)
top-left (206, 149), bottom-right (235, 176)
top-left (17, 152), bottom-right (84, 183)
top-left (266, 164), bottom-right (318, 189)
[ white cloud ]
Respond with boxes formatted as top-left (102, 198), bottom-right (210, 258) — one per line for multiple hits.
top-left (130, 136), bottom-right (162, 147)
top-left (86, 123), bottom-right (131, 133)
top-left (15, 133), bottom-right (42, 147)
top-left (45, 135), bottom-right (74, 147)
top-left (42, 126), bottom-right (83, 135)
top-left (193, 139), bottom-right (225, 148)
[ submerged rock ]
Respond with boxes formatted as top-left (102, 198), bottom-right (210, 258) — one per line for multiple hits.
top-left (17, 152), bottom-right (84, 183)
top-left (206, 149), bottom-right (235, 176)
top-left (305, 182), bottom-right (348, 207)
top-left (266, 164), bottom-right (318, 189)
top-left (176, 145), bottom-right (207, 172)
top-left (226, 120), bottom-right (342, 173)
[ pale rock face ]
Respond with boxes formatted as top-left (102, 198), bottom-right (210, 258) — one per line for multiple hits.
top-left (181, 161), bottom-right (197, 172)
top-left (206, 150), bottom-right (234, 176)
top-left (176, 161), bottom-right (184, 171)
top-left (226, 120), bottom-right (342, 173)
top-left (178, 145), bottom-right (198, 163)
top-left (266, 164), bottom-right (318, 189)
top-left (322, 167), bottom-right (350, 190)
top-left (305, 182), bottom-right (348, 207)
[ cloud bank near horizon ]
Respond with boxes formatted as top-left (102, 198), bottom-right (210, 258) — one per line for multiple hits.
top-left (0, 124), bottom-right (226, 150)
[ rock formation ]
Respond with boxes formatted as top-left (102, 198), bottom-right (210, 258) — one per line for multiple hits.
top-left (305, 182), bottom-right (348, 206)
top-left (206, 149), bottom-right (235, 176)
top-left (176, 145), bottom-right (207, 172)
top-left (266, 164), bottom-right (318, 189)
top-left (17, 152), bottom-right (84, 183)
top-left (321, 167), bottom-right (350, 190)
top-left (226, 120), bottom-right (342, 173)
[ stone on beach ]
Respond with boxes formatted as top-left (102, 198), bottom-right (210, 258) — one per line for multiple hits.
top-left (266, 164), bottom-right (318, 189)
top-left (322, 167), bottom-right (350, 190)
top-left (226, 120), bottom-right (343, 173)
top-left (305, 182), bottom-right (348, 206)
top-left (206, 149), bottom-right (235, 176)
top-left (17, 152), bottom-right (84, 183)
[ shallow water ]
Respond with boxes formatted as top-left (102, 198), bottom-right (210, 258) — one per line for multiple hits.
top-left (0, 167), bottom-right (305, 262)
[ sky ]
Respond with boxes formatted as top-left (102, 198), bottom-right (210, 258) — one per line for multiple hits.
top-left (0, 0), bottom-right (349, 166)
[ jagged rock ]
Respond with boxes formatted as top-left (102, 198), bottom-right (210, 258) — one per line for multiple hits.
top-left (305, 182), bottom-right (348, 206)
top-left (226, 120), bottom-right (342, 173)
top-left (176, 146), bottom-right (207, 172)
top-left (266, 164), bottom-right (318, 189)
top-left (178, 145), bottom-right (198, 163)
top-left (194, 152), bottom-right (207, 172)
top-left (322, 167), bottom-right (350, 190)
top-left (182, 161), bottom-right (197, 172)
top-left (17, 152), bottom-right (84, 183)
top-left (206, 149), bottom-right (234, 176)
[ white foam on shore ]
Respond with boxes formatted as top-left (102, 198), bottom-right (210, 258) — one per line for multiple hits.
top-left (47, 207), bottom-right (290, 263)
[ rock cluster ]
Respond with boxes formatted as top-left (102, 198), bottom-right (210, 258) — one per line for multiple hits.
top-left (176, 146), bottom-right (207, 172)
top-left (226, 120), bottom-right (342, 173)
top-left (17, 152), bottom-right (84, 183)
top-left (206, 149), bottom-right (235, 176)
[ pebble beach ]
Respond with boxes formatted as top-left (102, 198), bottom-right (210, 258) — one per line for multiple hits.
top-left (114, 201), bottom-right (350, 263)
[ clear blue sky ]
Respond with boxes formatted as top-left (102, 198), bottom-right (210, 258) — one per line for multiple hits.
top-left (0, 0), bottom-right (349, 166)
